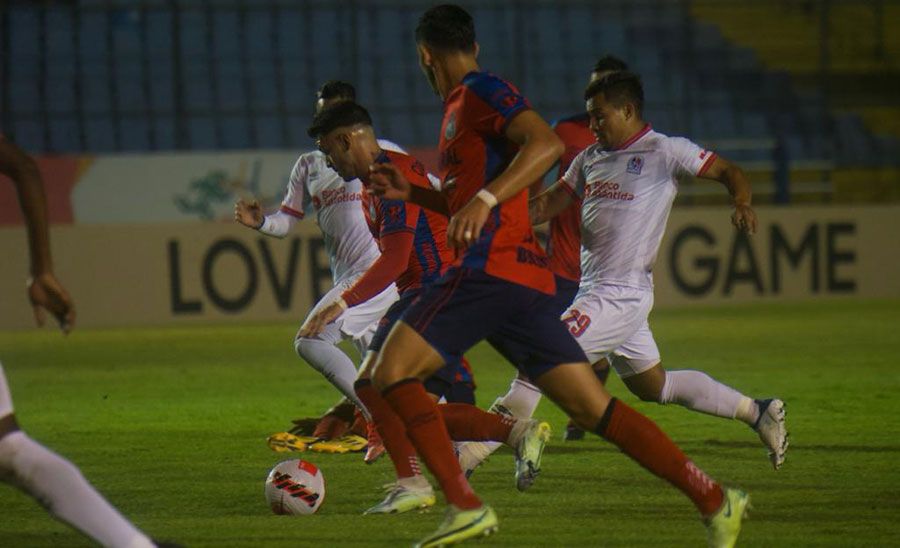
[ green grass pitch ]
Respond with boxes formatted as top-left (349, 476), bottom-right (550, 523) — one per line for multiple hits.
top-left (1, 299), bottom-right (898, 547)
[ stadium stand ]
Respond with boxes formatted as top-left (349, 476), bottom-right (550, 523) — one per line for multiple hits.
top-left (1, 0), bottom-right (897, 202)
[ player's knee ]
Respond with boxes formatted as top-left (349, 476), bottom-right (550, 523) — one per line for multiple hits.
top-left (370, 357), bottom-right (399, 392)
top-left (623, 363), bottom-right (666, 403)
top-left (0, 432), bottom-right (79, 489)
top-left (293, 337), bottom-right (325, 363)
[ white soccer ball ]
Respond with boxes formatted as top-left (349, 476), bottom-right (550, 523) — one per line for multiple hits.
top-left (264, 459), bottom-right (326, 515)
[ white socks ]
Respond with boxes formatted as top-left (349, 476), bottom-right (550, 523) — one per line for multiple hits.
top-left (0, 431), bottom-right (154, 548)
top-left (493, 378), bottom-right (543, 417)
top-left (295, 337), bottom-right (369, 419)
top-left (0, 364), bottom-right (13, 419)
top-left (456, 378), bottom-right (542, 471)
top-left (659, 369), bottom-right (756, 424)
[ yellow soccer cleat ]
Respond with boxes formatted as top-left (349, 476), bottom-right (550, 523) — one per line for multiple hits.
top-left (266, 432), bottom-right (318, 453)
top-left (515, 420), bottom-right (551, 491)
top-left (415, 505), bottom-right (498, 548)
top-left (364, 482), bottom-right (436, 515)
top-left (705, 487), bottom-right (751, 548)
top-left (309, 434), bottom-right (368, 454)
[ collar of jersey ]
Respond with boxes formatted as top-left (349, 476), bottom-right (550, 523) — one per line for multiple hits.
top-left (445, 70), bottom-right (485, 105)
top-left (374, 150), bottom-right (391, 164)
top-left (610, 124), bottom-right (652, 152)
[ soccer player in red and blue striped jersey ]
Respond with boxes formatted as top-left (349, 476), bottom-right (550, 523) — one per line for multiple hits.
top-left (365, 5), bottom-right (747, 547)
top-left (304, 101), bottom-right (539, 515)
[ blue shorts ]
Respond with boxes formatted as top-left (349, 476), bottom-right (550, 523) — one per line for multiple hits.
top-left (400, 268), bottom-right (588, 380)
top-left (553, 275), bottom-right (579, 314)
top-left (369, 289), bottom-right (474, 403)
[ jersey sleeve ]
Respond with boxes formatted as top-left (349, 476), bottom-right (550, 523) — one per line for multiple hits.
top-left (664, 136), bottom-right (717, 177)
top-left (379, 153), bottom-right (433, 238)
top-left (281, 155), bottom-right (314, 218)
top-left (377, 138), bottom-right (441, 189)
top-left (464, 74), bottom-right (531, 136)
top-left (377, 198), bottom-right (419, 237)
top-left (559, 148), bottom-right (588, 199)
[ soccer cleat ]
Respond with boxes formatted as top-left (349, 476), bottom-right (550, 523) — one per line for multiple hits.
top-left (267, 432), bottom-right (318, 453)
top-left (753, 398), bottom-right (788, 470)
top-left (364, 422), bottom-right (386, 464)
top-left (563, 418), bottom-right (585, 441)
top-left (309, 434), bottom-right (368, 454)
top-left (414, 505), bottom-right (498, 548)
top-left (514, 420), bottom-right (551, 492)
top-left (364, 482), bottom-right (436, 515)
top-left (704, 487), bottom-right (751, 548)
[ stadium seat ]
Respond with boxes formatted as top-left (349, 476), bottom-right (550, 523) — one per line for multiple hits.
top-left (221, 115), bottom-right (251, 150)
top-left (188, 116), bottom-right (217, 150)
top-left (119, 116), bottom-right (151, 152)
top-left (84, 116), bottom-right (117, 152)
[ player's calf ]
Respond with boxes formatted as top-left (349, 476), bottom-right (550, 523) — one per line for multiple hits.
top-left (0, 431), bottom-right (157, 548)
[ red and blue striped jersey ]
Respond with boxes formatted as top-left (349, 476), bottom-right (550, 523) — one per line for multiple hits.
top-left (438, 71), bottom-right (555, 295)
top-left (361, 149), bottom-right (454, 295)
top-left (547, 112), bottom-right (594, 282)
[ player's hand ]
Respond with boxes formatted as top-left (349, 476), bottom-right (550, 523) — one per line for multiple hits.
top-left (367, 163), bottom-right (411, 201)
top-left (447, 196), bottom-right (491, 249)
top-left (732, 203), bottom-right (758, 235)
top-left (298, 301), bottom-right (345, 338)
top-left (27, 272), bottom-right (76, 334)
top-left (234, 198), bottom-right (264, 228)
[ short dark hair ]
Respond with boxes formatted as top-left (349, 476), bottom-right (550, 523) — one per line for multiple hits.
top-left (415, 4), bottom-right (476, 53)
top-left (583, 71), bottom-right (644, 115)
top-left (317, 80), bottom-right (356, 102)
top-left (592, 55), bottom-right (628, 75)
top-left (307, 101), bottom-right (372, 138)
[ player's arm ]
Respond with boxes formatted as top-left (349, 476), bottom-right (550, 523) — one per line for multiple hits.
top-left (529, 179), bottom-right (576, 225)
top-left (367, 163), bottom-right (451, 216)
top-left (697, 156), bottom-right (757, 234)
top-left (298, 203), bottom-right (416, 338)
top-left (234, 199), bottom-right (299, 238)
top-left (0, 136), bottom-right (75, 332)
top-left (236, 156), bottom-right (308, 237)
top-left (0, 137), bottom-right (51, 275)
top-left (448, 111), bottom-right (563, 248)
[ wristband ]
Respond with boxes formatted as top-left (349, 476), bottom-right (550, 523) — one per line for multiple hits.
top-left (335, 297), bottom-right (349, 310)
top-left (476, 189), bottom-right (498, 208)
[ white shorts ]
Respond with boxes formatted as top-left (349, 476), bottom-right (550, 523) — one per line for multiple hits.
top-left (300, 274), bottom-right (399, 351)
top-left (561, 284), bottom-right (661, 378)
top-left (0, 364), bottom-right (14, 419)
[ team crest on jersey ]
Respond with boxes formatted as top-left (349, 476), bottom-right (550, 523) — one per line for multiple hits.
top-left (444, 112), bottom-right (457, 140)
top-left (626, 156), bottom-right (644, 175)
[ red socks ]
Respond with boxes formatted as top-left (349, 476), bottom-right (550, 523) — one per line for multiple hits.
top-left (439, 403), bottom-right (515, 442)
top-left (382, 379), bottom-right (482, 510)
top-left (354, 379), bottom-right (421, 479)
top-left (595, 398), bottom-right (724, 516)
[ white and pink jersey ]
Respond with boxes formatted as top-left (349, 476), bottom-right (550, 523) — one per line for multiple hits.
top-left (280, 138), bottom-right (406, 284)
top-left (561, 125), bottom-right (717, 290)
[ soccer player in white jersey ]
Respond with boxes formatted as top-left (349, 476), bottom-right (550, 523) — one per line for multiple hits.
top-left (531, 71), bottom-right (788, 470)
top-left (0, 134), bottom-right (171, 547)
top-left (235, 81), bottom-right (409, 446)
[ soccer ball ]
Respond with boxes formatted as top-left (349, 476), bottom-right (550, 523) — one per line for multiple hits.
top-left (264, 459), bottom-right (325, 515)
